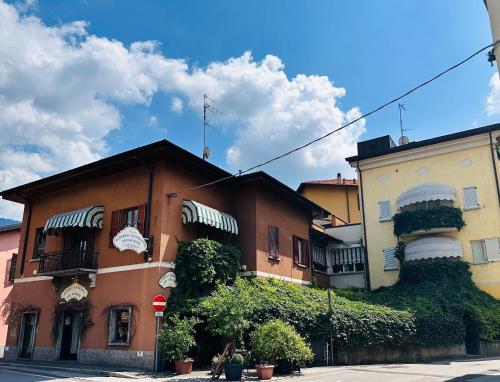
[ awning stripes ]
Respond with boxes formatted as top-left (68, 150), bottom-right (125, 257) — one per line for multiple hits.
top-left (182, 200), bottom-right (238, 235)
top-left (396, 183), bottom-right (456, 208)
top-left (44, 206), bottom-right (104, 233)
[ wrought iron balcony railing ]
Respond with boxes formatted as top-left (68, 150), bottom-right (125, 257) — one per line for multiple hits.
top-left (38, 249), bottom-right (98, 276)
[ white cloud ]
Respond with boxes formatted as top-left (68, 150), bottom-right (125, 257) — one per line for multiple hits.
top-left (148, 115), bottom-right (159, 127)
top-left (0, 1), bottom-right (364, 220)
top-left (486, 72), bottom-right (500, 116)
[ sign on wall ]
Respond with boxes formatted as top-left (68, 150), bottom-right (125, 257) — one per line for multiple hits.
top-left (113, 226), bottom-right (148, 254)
top-left (159, 272), bottom-right (177, 289)
top-left (61, 283), bottom-right (88, 302)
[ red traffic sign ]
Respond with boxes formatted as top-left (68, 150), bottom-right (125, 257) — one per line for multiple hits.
top-left (152, 295), bottom-right (167, 312)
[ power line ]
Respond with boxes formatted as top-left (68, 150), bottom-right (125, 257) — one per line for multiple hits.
top-left (167, 41), bottom-right (498, 198)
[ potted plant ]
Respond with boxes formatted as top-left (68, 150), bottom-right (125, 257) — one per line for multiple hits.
top-left (250, 319), bottom-right (313, 380)
top-left (223, 353), bottom-right (245, 381)
top-left (158, 314), bottom-right (199, 375)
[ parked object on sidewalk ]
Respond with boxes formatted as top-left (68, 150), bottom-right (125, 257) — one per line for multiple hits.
top-left (255, 365), bottom-right (274, 380)
top-left (223, 353), bottom-right (245, 381)
top-left (158, 314), bottom-right (199, 375)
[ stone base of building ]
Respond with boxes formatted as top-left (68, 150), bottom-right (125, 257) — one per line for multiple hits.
top-left (3, 346), bottom-right (154, 369)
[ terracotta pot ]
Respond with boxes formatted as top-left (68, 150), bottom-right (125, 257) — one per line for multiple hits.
top-left (256, 364), bottom-right (274, 380)
top-left (175, 359), bottom-right (194, 375)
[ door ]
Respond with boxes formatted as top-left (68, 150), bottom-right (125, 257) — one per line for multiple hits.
top-left (17, 312), bottom-right (38, 358)
top-left (59, 311), bottom-right (81, 360)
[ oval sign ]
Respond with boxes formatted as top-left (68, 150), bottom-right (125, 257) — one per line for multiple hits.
top-left (61, 283), bottom-right (88, 302)
top-left (159, 272), bottom-right (177, 289)
top-left (113, 226), bottom-right (148, 254)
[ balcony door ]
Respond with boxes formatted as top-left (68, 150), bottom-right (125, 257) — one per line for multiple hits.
top-left (63, 229), bottom-right (95, 268)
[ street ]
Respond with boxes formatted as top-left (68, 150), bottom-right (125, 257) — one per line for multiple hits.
top-left (1, 357), bottom-right (500, 382)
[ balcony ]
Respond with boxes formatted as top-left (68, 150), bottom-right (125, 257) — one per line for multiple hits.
top-left (393, 206), bottom-right (465, 237)
top-left (38, 249), bottom-right (98, 277)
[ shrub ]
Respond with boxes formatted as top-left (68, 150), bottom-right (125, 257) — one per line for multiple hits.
top-left (231, 354), bottom-right (245, 364)
top-left (392, 206), bottom-right (465, 237)
top-left (159, 314), bottom-right (200, 362)
top-left (250, 319), bottom-right (313, 365)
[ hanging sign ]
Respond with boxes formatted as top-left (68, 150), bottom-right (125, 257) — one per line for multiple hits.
top-left (159, 272), bottom-right (177, 289)
top-left (61, 283), bottom-right (88, 302)
top-left (113, 226), bottom-right (148, 254)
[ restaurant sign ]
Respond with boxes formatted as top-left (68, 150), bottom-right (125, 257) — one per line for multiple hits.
top-left (113, 226), bottom-right (148, 254)
top-left (61, 283), bottom-right (88, 302)
top-left (159, 272), bottom-right (177, 289)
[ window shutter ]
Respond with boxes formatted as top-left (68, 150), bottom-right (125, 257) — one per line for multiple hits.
top-left (268, 225), bottom-right (279, 258)
top-left (383, 248), bottom-right (398, 270)
top-left (463, 187), bottom-right (479, 210)
top-left (378, 200), bottom-right (392, 221)
top-left (137, 204), bottom-right (146, 235)
top-left (8, 253), bottom-right (17, 282)
top-left (305, 240), bottom-right (311, 267)
top-left (109, 210), bottom-right (122, 247)
top-left (292, 235), bottom-right (299, 264)
top-left (484, 238), bottom-right (500, 262)
top-left (471, 240), bottom-right (487, 263)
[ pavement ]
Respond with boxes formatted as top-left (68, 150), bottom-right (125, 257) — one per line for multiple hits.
top-left (1, 356), bottom-right (500, 381)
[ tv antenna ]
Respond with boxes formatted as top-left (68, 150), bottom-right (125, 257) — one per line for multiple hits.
top-left (398, 103), bottom-right (412, 145)
top-left (203, 94), bottom-right (220, 160)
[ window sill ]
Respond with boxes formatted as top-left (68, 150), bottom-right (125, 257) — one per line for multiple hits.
top-left (463, 206), bottom-right (481, 211)
top-left (107, 342), bottom-right (130, 347)
top-left (295, 263), bottom-right (308, 269)
top-left (379, 219), bottom-right (392, 222)
top-left (332, 271), bottom-right (365, 276)
top-left (29, 259), bottom-right (41, 262)
top-left (313, 269), bottom-right (329, 275)
top-left (384, 267), bottom-right (399, 272)
top-left (268, 256), bottom-right (281, 262)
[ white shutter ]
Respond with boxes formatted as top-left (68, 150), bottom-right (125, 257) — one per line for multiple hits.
top-left (484, 238), bottom-right (500, 262)
top-left (383, 247), bottom-right (398, 270)
top-left (463, 187), bottom-right (479, 210)
top-left (379, 200), bottom-right (392, 221)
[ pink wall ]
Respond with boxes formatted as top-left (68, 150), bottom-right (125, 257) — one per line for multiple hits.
top-left (0, 229), bottom-right (20, 354)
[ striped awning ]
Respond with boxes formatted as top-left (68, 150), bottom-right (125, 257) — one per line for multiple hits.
top-left (44, 206), bottom-right (104, 234)
top-left (182, 200), bottom-right (238, 235)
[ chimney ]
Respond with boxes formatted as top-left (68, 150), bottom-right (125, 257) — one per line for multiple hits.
top-left (337, 173), bottom-right (341, 183)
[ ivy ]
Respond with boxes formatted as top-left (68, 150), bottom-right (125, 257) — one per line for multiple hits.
top-left (393, 206), bottom-right (465, 237)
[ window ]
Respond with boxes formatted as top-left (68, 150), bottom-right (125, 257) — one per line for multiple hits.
top-left (463, 187), bottom-right (479, 210)
top-left (312, 246), bottom-right (327, 272)
top-left (292, 235), bottom-right (310, 267)
top-left (471, 240), bottom-right (488, 263)
top-left (33, 228), bottom-right (46, 258)
top-left (108, 307), bottom-right (132, 345)
top-left (331, 247), bottom-right (365, 274)
top-left (378, 200), bottom-right (392, 221)
top-left (109, 205), bottom-right (146, 247)
top-left (383, 247), bottom-right (398, 270)
top-left (8, 253), bottom-right (17, 283)
top-left (268, 225), bottom-right (279, 259)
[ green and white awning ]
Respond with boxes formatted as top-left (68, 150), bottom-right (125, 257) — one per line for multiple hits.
top-left (182, 200), bottom-right (238, 235)
top-left (44, 206), bottom-right (104, 234)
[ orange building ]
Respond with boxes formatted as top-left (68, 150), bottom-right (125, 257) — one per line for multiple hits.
top-left (0, 140), bottom-right (326, 368)
top-left (0, 223), bottom-right (20, 358)
top-left (297, 173), bottom-right (360, 225)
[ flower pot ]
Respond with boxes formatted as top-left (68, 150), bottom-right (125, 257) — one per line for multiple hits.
top-left (223, 363), bottom-right (244, 381)
top-left (256, 364), bottom-right (274, 380)
top-left (275, 359), bottom-right (293, 375)
top-left (175, 359), bottom-right (194, 375)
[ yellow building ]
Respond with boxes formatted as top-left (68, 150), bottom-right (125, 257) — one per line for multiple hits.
top-left (346, 124), bottom-right (500, 298)
top-left (297, 174), bottom-right (360, 225)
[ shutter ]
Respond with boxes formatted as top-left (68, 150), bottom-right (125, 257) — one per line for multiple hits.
top-left (292, 235), bottom-right (299, 264)
top-left (268, 226), bottom-right (279, 258)
top-left (137, 204), bottom-right (146, 235)
top-left (484, 238), bottom-right (500, 261)
top-left (109, 210), bottom-right (122, 247)
top-left (383, 248), bottom-right (398, 270)
top-left (8, 253), bottom-right (17, 282)
top-left (305, 240), bottom-right (311, 267)
top-left (378, 200), bottom-right (392, 221)
top-left (463, 187), bottom-right (479, 210)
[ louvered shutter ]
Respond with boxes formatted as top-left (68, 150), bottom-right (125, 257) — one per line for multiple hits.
top-left (8, 253), bottom-right (17, 282)
top-left (378, 201), bottom-right (392, 221)
top-left (484, 238), bottom-right (500, 261)
top-left (304, 240), bottom-right (311, 267)
top-left (463, 187), bottom-right (479, 210)
top-left (268, 225), bottom-right (279, 258)
top-left (383, 248), bottom-right (398, 270)
top-left (109, 210), bottom-right (122, 247)
top-left (137, 204), bottom-right (146, 235)
top-left (292, 235), bottom-right (299, 264)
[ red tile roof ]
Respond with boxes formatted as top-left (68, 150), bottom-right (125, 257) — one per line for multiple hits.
top-left (297, 178), bottom-right (357, 193)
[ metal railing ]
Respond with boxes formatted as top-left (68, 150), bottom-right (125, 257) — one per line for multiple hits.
top-left (38, 249), bottom-right (98, 275)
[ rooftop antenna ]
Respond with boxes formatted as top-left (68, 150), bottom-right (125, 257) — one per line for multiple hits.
top-left (203, 94), bottom-right (220, 160)
top-left (398, 103), bottom-right (412, 146)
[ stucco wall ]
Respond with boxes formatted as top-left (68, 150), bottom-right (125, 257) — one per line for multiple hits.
top-left (358, 136), bottom-right (500, 297)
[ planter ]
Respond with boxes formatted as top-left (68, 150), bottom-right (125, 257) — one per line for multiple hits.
top-left (256, 364), bottom-right (274, 380)
top-left (275, 359), bottom-right (293, 375)
top-left (223, 363), bottom-right (244, 381)
top-left (175, 359), bottom-right (194, 375)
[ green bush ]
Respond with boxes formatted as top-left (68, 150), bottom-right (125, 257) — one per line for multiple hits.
top-left (159, 314), bottom-right (200, 362)
top-left (250, 319), bottom-right (313, 365)
top-left (393, 206), bottom-right (465, 237)
top-left (231, 354), bottom-right (245, 365)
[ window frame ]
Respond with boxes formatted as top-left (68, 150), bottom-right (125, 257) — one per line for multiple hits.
top-left (383, 247), bottom-right (399, 271)
top-left (463, 186), bottom-right (480, 211)
top-left (330, 246), bottom-right (365, 274)
top-left (109, 204), bottom-right (146, 247)
top-left (267, 225), bottom-right (280, 260)
top-left (292, 235), bottom-right (310, 267)
top-left (378, 200), bottom-right (392, 222)
top-left (107, 306), bottom-right (132, 346)
top-left (33, 227), bottom-right (46, 259)
top-left (471, 240), bottom-right (488, 264)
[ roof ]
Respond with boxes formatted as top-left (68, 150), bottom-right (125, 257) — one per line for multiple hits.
top-left (346, 123), bottom-right (500, 163)
top-left (297, 178), bottom-right (357, 193)
top-left (0, 223), bottom-right (22, 233)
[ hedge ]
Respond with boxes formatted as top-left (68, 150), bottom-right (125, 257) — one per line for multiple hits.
top-left (392, 206), bottom-right (465, 237)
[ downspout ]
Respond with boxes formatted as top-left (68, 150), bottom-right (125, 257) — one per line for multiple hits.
top-left (136, 156), bottom-right (154, 261)
top-left (17, 194), bottom-right (32, 277)
top-left (345, 188), bottom-right (351, 223)
top-left (356, 161), bottom-right (371, 291)
top-left (488, 129), bottom-right (500, 205)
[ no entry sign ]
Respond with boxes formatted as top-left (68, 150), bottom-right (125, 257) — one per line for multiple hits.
top-left (152, 295), bottom-right (167, 312)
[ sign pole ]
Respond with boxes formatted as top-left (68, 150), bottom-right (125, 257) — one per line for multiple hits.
top-left (154, 315), bottom-right (160, 372)
top-left (151, 295), bottom-right (167, 372)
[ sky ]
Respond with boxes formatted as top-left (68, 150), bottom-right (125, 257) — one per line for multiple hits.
top-left (1, 0), bottom-right (500, 220)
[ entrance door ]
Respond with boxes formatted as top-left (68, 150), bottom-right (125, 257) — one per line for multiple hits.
top-left (59, 311), bottom-right (81, 360)
top-left (18, 312), bottom-right (38, 358)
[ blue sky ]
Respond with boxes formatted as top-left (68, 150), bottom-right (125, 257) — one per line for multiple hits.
top-left (0, 0), bottom-right (499, 219)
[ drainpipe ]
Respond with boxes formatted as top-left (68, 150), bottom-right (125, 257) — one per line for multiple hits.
top-left (17, 194), bottom-right (32, 277)
top-left (356, 161), bottom-right (371, 291)
top-left (345, 188), bottom-right (351, 223)
top-left (136, 156), bottom-right (154, 261)
top-left (488, 129), bottom-right (500, 205)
